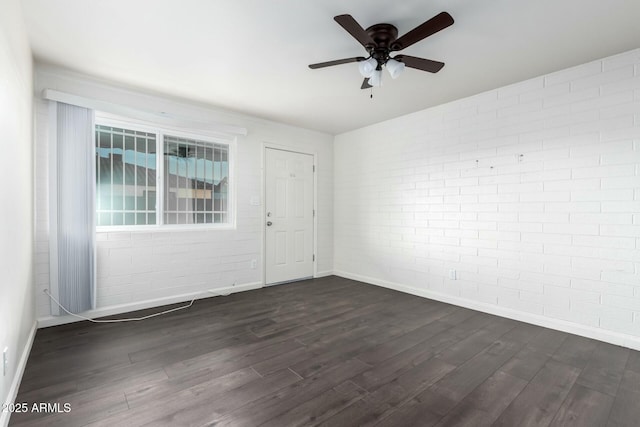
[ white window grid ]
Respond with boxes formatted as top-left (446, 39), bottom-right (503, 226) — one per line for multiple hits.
top-left (95, 114), bottom-right (236, 231)
top-left (162, 134), bottom-right (229, 225)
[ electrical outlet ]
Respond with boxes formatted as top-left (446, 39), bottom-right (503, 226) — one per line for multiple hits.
top-left (250, 259), bottom-right (257, 269)
top-left (3, 347), bottom-right (7, 376)
top-left (448, 269), bottom-right (457, 280)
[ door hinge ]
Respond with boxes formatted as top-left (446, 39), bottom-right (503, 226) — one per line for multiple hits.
top-left (313, 209), bottom-right (316, 217)
top-left (313, 254), bottom-right (315, 262)
top-left (313, 165), bottom-right (315, 172)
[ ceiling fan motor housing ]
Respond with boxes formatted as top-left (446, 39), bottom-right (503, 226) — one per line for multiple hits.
top-left (365, 23), bottom-right (399, 66)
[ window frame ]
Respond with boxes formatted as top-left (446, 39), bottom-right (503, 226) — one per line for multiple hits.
top-left (95, 113), bottom-right (236, 233)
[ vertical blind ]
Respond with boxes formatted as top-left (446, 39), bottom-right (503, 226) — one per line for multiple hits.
top-left (56, 102), bottom-right (96, 313)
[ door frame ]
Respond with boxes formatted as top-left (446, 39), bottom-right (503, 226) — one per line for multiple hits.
top-left (262, 143), bottom-right (318, 286)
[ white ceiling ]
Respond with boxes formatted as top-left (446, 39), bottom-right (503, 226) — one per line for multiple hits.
top-left (21, 0), bottom-right (640, 135)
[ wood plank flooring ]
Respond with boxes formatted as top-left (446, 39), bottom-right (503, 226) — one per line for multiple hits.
top-left (9, 276), bottom-right (640, 426)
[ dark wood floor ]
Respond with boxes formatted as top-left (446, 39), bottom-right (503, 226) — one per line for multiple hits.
top-left (10, 276), bottom-right (640, 426)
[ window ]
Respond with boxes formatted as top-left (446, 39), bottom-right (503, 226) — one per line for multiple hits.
top-left (95, 119), bottom-right (233, 228)
top-left (96, 125), bottom-right (157, 226)
top-left (163, 135), bottom-right (229, 225)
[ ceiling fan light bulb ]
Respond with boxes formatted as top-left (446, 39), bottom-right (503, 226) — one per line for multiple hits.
top-left (359, 57), bottom-right (377, 77)
top-left (386, 59), bottom-right (405, 79)
top-left (369, 69), bottom-right (382, 87)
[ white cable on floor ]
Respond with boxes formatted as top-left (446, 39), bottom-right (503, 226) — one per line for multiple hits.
top-left (43, 288), bottom-right (230, 323)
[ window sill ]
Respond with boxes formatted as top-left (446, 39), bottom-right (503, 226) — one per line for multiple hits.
top-left (96, 224), bottom-right (236, 233)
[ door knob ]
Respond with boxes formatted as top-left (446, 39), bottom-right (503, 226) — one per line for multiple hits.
top-left (266, 221), bottom-right (273, 226)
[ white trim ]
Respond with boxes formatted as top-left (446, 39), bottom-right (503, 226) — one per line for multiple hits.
top-left (156, 126), bottom-right (165, 226)
top-left (42, 89), bottom-right (248, 137)
top-left (333, 270), bottom-right (640, 352)
top-left (312, 157), bottom-right (318, 279)
top-left (96, 113), bottom-right (237, 144)
top-left (262, 144), bottom-right (318, 285)
top-left (227, 134), bottom-right (238, 231)
top-left (96, 224), bottom-right (237, 233)
top-left (1, 322), bottom-right (37, 427)
top-left (90, 110), bottom-right (97, 309)
top-left (315, 270), bottom-right (334, 278)
top-left (37, 281), bottom-right (262, 328)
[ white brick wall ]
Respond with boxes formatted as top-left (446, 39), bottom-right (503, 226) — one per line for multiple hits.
top-left (334, 48), bottom-right (640, 344)
top-left (34, 67), bottom-right (333, 319)
top-left (34, 99), bottom-right (51, 317)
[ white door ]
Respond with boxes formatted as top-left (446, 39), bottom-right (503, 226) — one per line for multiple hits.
top-left (265, 148), bottom-right (314, 285)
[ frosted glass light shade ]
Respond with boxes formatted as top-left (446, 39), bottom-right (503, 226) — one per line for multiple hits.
top-left (386, 58), bottom-right (405, 79)
top-left (358, 57), bottom-right (378, 78)
top-left (368, 69), bottom-right (382, 87)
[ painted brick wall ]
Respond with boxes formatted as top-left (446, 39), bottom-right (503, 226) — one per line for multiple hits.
top-left (34, 67), bottom-right (334, 320)
top-left (334, 49), bottom-right (640, 347)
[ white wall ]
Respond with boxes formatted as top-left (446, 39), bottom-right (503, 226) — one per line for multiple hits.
top-left (34, 66), bottom-right (333, 323)
top-left (334, 49), bottom-right (640, 349)
top-left (0, 0), bottom-right (35, 423)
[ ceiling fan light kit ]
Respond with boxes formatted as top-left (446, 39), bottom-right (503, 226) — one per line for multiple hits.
top-left (358, 57), bottom-right (378, 77)
top-left (309, 11), bottom-right (454, 90)
top-left (368, 69), bottom-right (383, 87)
top-left (385, 58), bottom-right (405, 79)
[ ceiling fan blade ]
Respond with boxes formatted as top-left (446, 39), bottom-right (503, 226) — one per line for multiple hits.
top-left (394, 55), bottom-right (445, 73)
top-left (361, 78), bottom-right (372, 89)
top-left (391, 12), bottom-right (454, 51)
top-left (334, 15), bottom-right (376, 49)
top-left (309, 56), bottom-right (366, 69)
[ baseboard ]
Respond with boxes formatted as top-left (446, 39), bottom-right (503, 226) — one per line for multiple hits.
top-left (37, 281), bottom-right (263, 328)
top-left (1, 321), bottom-right (37, 427)
top-left (315, 270), bottom-right (333, 278)
top-left (333, 270), bottom-right (640, 352)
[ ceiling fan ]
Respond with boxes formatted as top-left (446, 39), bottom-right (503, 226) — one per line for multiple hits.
top-left (309, 12), bottom-right (454, 89)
